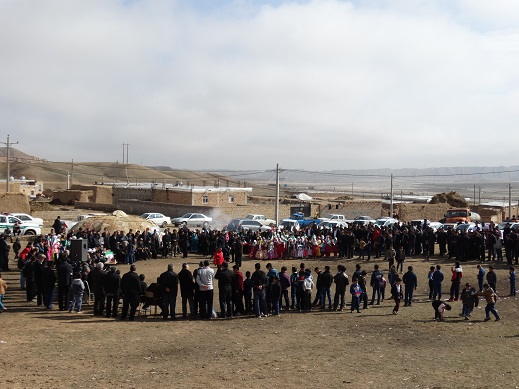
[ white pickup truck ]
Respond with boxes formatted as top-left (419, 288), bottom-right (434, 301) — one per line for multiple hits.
top-left (318, 214), bottom-right (348, 222)
top-left (244, 214), bottom-right (276, 226)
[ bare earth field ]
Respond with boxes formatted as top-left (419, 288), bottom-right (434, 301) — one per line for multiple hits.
top-left (1, 251), bottom-right (518, 388)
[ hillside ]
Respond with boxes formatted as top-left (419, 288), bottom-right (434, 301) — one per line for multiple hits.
top-left (0, 160), bottom-right (237, 190)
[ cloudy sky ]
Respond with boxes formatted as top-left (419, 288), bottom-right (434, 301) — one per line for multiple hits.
top-left (1, 0), bottom-right (518, 170)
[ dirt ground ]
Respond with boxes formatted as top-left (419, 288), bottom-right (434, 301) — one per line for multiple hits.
top-left (1, 244), bottom-right (518, 389)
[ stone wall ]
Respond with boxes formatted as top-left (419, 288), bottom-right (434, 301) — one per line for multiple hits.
top-left (391, 203), bottom-right (451, 222)
top-left (49, 190), bottom-right (92, 205)
top-left (71, 185), bottom-right (113, 204)
top-left (0, 193), bottom-right (31, 213)
top-left (152, 189), bottom-right (192, 205)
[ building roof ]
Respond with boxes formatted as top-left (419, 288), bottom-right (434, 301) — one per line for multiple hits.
top-left (110, 183), bottom-right (252, 193)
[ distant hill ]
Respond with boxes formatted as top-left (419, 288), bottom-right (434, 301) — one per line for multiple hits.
top-left (2, 147), bottom-right (519, 201)
top-left (0, 146), bottom-right (44, 161)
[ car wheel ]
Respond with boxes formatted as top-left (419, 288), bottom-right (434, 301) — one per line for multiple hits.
top-left (203, 221), bottom-right (209, 228)
top-left (161, 221), bottom-right (168, 227)
top-left (24, 230), bottom-right (36, 236)
top-left (182, 221), bottom-right (187, 227)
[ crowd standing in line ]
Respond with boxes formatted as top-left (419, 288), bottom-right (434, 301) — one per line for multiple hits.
top-left (0, 216), bottom-right (515, 323)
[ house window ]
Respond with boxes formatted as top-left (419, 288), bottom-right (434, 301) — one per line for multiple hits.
top-left (202, 195), bottom-right (209, 204)
top-left (228, 194), bottom-right (234, 204)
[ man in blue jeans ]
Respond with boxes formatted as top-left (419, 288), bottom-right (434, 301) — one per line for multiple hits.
top-left (251, 263), bottom-right (268, 317)
top-left (478, 283), bottom-right (501, 321)
top-left (319, 265), bottom-right (333, 310)
top-left (402, 266), bottom-right (417, 307)
top-left (370, 264), bottom-right (383, 305)
top-left (432, 265), bottom-right (444, 300)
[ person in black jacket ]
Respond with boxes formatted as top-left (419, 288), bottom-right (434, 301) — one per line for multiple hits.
top-left (56, 254), bottom-right (73, 311)
top-left (402, 266), bottom-right (418, 307)
top-left (158, 264), bottom-right (179, 320)
top-left (370, 264), bottom-right (383, 305)
top-left (42, 261), bottom-right (56, 310)
top-left (120, 265), bottom-right (141, 321)
top-left (251, 262), bottom-right (268, 317)
top-left (90, 263), bottom-right (107, 316)
top-left (333, 264), bottom-right (349, 311)
top-left (215, 262), bottom-right (234, 318)
top-left (319, 265), bottom-right (333, 310)
top-left (33, 254), bottom-right (45, 306)
top-left (391, 277), bottom-right (403, 314)
top-left (178, 263), bottom-right (194, 319)
top-left (23, 254), bottom-right (36, 302)
top-left (103, 266), bottom-right (121, 318)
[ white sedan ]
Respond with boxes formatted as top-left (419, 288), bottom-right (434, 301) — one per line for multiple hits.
top-left (140, 213), bottom-right (171, 227)
top-left (9, 213), bottom-right (44, 227)
top-left (171, 213), bottom-right (212, 227)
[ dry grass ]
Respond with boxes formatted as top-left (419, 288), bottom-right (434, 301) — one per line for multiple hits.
top-left (1, 252), bottom-right (518, 388)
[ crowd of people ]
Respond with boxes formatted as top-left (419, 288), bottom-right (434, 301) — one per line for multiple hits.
top-left (0, 215), bottom-right (515, 323)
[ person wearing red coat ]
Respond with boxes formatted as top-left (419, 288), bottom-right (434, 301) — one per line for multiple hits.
top-left (213, 247), bottom-right (224, 267)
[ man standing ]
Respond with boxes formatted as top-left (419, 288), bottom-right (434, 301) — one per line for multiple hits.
top-left (251, 262), bottom-right (268, 318)
top-left (33, 254), bottom-right (45, 306)
top-left (0, 234), bottom-right (10, 271)
top-left (159, 264), bottom-right (179, 320)
top-left (319, 265), bottom-right (333, 310)
top-left (196, 260), bottom-right (215, 320)
top-left (402, 266), bottom-right (418, 307)
top-left (178, 263), bottom-right (195, 319)
top-left (477, 264), bottom-right (485, 292)
top-left (103, 266), bottom-right (121, 319)
top-left (52, 216), bottom-right (63, 234)
top-left (215, 262), bottom-right (234, 318)
top-left (486, 265), bottom-right (497, 292)
top-left (42, 261), bottom-right (56, 310)
top-left (477, 283), bottom-right (501, 321)
top-left (432, 265), bottom-right (444, 300)
top-left (56, 254), bottom-right (73, 311)
top-left (370, 264), bottom-right (383, 305)
top-left (232, 265), bottom-right (245, 315)
top-left (91, 262), bottom-right (107, 316)
top-left (120, 264), bottom-right (141, 321)
top-left (448, 262), bottom-right (463, 302)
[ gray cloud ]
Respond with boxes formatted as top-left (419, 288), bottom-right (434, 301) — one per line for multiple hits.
top-left (1, 0), bottom-right (519, 170)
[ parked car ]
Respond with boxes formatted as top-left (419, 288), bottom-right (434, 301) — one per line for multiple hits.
top-left (171, 213), bottom-right (212, 227)
top-left (243, 214), bottom-right (276, 226)
top-left (227, 219), bottom-right (272, 233)
top-left (318, 220), bottom-right (349, 229)
top-left (318, 214), bottom-right (348, 223)
top-left (0, 214), bottom-right (42, 236)
top-left (374, 217), bottom-right (399, 228)
top-left (278, 219), bottom-right (301, 232)
top-left (290, 213), bottom-right (321, 227)
top-left (8, 213), bottom-right (44, 227)
top-left (353, 216), bottom-right (376, 226)
top-left (455, 222), bottom-right (477, 234)
top-left (140, 213), bottom-right (171, 227)
top-left (497, 221), bottom-right (519, 239)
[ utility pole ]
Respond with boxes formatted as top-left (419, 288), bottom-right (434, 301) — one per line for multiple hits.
top-left (473, 185), bottom-right (476, 208)
top-left (390, 174), bottom-right (394, 218)
top-left (509, 183), bottom-right (512, 220)
top-left (126, 143), bottom-right (129, 164)
top-left (275, 164), bottom-right (280, 225)
top-left (71, 159), bottom-right (74, 187)
top-left (122, 143), bottom-right (125, 164)
top-left (2, 134), bottom-right (19, 192)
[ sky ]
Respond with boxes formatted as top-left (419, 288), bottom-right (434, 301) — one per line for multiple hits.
top-left (1, 0), bottom-right (519, 171)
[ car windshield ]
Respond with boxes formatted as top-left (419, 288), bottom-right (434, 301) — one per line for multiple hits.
top-left (446, 210), bottom-right (468, 218)
top-left (181, 213), bottom-right (193, 218)
top-left (140, 213), bottom-right (151, 218)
